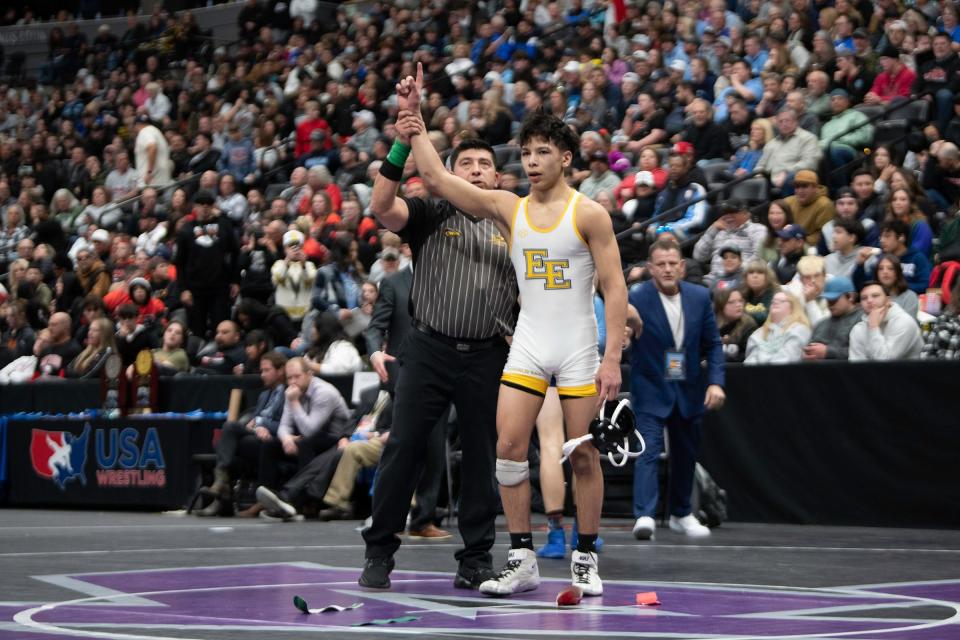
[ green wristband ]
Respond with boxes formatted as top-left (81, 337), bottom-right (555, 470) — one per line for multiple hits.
top-left (387, 140), bottom-right (411, 167)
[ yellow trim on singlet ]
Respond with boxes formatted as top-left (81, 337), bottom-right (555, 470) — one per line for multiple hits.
top-left (524, 189), bottom-right (578, 234)
top-left (556, 382), bottom-right (598, 398)
top-left (509, 196), bottom-right (526, 248)
top-left (500, 372), bottom-right (549, 395)
top-left (571, 196), bottom-right (588, 247)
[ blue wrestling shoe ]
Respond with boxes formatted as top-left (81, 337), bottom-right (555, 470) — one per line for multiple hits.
top-left (536, 525), bottom-right (566, 559)
top-left (570, 520), bottom-right (604, 554)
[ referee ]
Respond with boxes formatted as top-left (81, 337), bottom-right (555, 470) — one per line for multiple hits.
top-left (360, 128), bottom-right (517, 589)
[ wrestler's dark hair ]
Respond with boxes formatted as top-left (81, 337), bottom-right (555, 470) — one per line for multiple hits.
top-left (517, 109), bottom-right (579, 155)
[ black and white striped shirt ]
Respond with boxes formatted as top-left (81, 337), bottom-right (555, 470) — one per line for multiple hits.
top-left (401, 197), bottom-right (518, 339)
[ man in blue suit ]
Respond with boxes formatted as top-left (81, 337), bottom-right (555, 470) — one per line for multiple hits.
top-left (628, 237), bottom-right (725, 540)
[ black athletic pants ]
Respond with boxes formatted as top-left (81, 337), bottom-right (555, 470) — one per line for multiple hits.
top-left (363, 329), bottom-right (507, 569)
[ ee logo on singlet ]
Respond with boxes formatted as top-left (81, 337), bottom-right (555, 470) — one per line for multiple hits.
top-left (523, 249), bottom-right (571, 290)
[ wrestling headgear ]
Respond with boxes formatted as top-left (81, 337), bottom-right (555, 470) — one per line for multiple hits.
top-left (559, 397), bottom-right (645, 467)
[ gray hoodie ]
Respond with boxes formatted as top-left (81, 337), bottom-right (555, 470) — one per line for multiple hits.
top-left (848, 302), bottom-right (923, 361)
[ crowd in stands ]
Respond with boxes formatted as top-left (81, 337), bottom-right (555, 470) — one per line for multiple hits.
top-left (2, 0), bottom-right (960, 515)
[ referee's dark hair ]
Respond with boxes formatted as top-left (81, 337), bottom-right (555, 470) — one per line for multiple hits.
top-left (517, 109), bottom-right (580, 155)
top-left (450, 137), bottom-right (497, 169)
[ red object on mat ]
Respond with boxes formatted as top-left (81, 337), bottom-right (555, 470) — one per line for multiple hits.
top-left (635, 591), bottom-right (661, 606)
top-left (556, 586), bottom-right (583, 606)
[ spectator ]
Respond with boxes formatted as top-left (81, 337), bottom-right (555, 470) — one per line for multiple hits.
top-left (714, 287), bottom-right (758, 363)
top-left (174, 190), bottom-right (240, 338)
top-left (197, 350), bottom-right (288, 517)
top-left (834, 48), bottom-right (874, 106)
top-left (741, 259), bottom-right (781, 326)
top-left (254, 357), bottom-right (352, 521)
top-left (349, 110), bottom-right (380, 158)
top-left (114, 303), bottom-right (157, 369)
top-left (238, 223), bottom-right (280, 305)
top-left (783, 170), bottom-right (836, 246)
top-left (887, 188), bottom-right (934, 257)
top-left (578, 151), bottom-right (620, 202)
top-left (195, 320), bottom-right (246, 375)
top-left (854, 220), bottom-right (931, 294)
top-left (819, 187), bottom-right (878, 254)
top-left (785, 255), bottom-right (830, 326)
top-left (271, 230), bottom-right (316, 322)
top-left (318, 392), bottom-right (393, 521)
top-left (187, 133), bottom-right (221, 178)
top-left (624, 92), bottom-right (668, 152)
top-left (770, 223), bottom-right (807, 284)
top-left (711, 247), bottom-right (745, 293)
top-left (66, 316), bottom-right (116, 378)
top-left (652, 152), bottom-right (708, 240)
top-left (825, 218), bottom-right (866, 279)
top-left (754, 109), bottom-right (822, 195)
top-left (915, 33), bottom-right (960, 135)
top-left (819, 89), bottom-right (873, 188)
top-left (729, 118), bottom-right (774, 177)
top-left (133, 115), bottom-right (172, 188)
top-left (302, 311), bottom-right (362, 376)
top-left (921, 142), bottom-right (960, 213)
top-left (849, 281), bottom-right (923, 360)
top-left (873, 253), bottom-right (921, 318)
top-left (0, 204), bottom-right (30, 272)
top-left (632, 149), bottom-right (666, 192)
top-left (104, 151), bottom-right (139, 204)
top-left (678, 99), bottom-right (731, 163)
top-left (802, 276), bottom-right (861, 361)
top-left (151, 319), bottom-right (190, 375)
top-left (219, 125), bottom-right (257, 188)
top-left (744, 291), bottom-right (811, 364)
top-left (76, 186), bottom-right (121, 235)
top-left (312, 236), bottom-right (366, 320)
top-left (759, 200), bottom-right (793, 263)
top-left (0, 299), bottom-right (35, 365)
top-left (784, 90), bottom-right (821, 137)
top-left (921, 280), bottom-right (960, 359)
top-left (694, 199), bottom-right (768, 285)
top-left (864, 46), bottom-right (917, 105)
top-left (75, 243), bottom-right (111, 299)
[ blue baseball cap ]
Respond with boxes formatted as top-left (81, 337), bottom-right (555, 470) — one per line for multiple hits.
top-left (821, 276), bottom-right (855, 301)
top-left (777, 224), bottom-right (806, 241)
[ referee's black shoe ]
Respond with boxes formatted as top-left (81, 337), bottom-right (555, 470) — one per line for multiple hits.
top-left (454, 564), bottom-right (498, 590)
top-left (359, 557), bottom-right (395, 589)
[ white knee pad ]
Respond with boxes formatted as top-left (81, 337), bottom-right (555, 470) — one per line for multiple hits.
top-left (495, 458), bottom-right (529, 486)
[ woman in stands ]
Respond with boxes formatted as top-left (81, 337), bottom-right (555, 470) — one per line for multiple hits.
top-left (759, 200), bottom-right (793, 263)
top-left (744, 291), bottom-right (811, 364)
top-left (638, 147), bottom-right (668, 190)
top-left (886, 188), bottom-right (934, 256)
top-left (887, 168), bottom-right (936, 220)
top-left (66, 317), bottom-right (117, 378)
top-left (714, 288), bottom-right (758, 363)
top-left (868, 145), bottom-right (897, 195)
top-left (875, 254), bottom-right (920, 318)
top-left (151, 319), bottom-right (190, 375)
top-left (303, 311), bottom-right (362, 376)
top-left (729, 118), bottom-right (773, 177)
top-left (741, 260), bottom-right (781, 325)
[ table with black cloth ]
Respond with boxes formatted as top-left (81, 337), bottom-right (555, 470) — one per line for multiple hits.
top-left (3, 416), bottom-right (221, 509)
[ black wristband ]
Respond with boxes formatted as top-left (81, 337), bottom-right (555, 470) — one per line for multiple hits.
top-left (379, 159), bottom-right (404, 182)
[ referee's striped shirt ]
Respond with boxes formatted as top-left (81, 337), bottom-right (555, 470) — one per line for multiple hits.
top-left (400, 197), bottom-right (518, 340)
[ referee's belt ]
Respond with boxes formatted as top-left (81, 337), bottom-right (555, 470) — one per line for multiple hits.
top-left (411, 320), bottom-right (502, 352)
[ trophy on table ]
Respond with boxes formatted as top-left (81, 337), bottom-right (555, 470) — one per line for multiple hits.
top-left (101, 353), bottom-right (125, 417)
top-left (132, 349), bottom-right (158, 414)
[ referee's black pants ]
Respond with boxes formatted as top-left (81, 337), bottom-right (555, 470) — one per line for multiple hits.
top-left (363, 329), bottom-right (507, 570)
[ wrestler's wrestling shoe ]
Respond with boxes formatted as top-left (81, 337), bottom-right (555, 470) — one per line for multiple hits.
top-left (571, 550), bottom-right (603, 596)
top-left (479, 548), bottom-right (540, 596)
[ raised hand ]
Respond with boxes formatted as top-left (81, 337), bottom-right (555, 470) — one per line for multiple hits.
top-left (395, 62), bottom-right (425, 114)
